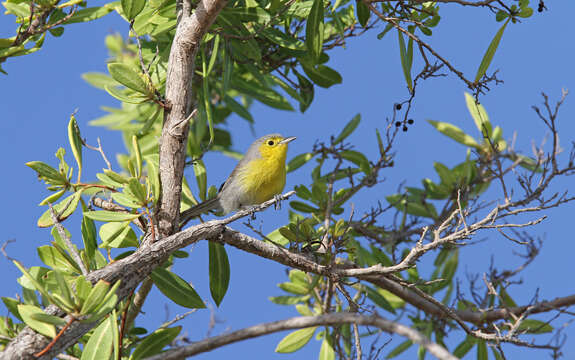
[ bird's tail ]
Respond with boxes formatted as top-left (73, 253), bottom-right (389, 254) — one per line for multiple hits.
top-left (180, 197), bottom-right (221, 225)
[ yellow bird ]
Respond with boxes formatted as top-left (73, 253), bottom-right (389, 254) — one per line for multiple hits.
top-left (180, 134), bottom-right (296, 222)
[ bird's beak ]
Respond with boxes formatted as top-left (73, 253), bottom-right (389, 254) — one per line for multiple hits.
top-left (279, 136), bottom-right (296, 145)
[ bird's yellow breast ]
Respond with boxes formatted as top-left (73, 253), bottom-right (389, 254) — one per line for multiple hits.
top-left (239, 143), bottom-right (287, 204)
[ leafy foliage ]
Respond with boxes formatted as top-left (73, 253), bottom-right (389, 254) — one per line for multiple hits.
top-left (3, 0), bottom-right (569, 359)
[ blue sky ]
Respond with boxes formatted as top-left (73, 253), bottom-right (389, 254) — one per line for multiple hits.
top-left (1, 1), bottom-right (575, 359)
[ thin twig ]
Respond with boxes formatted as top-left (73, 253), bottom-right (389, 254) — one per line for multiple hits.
top-left (48, 203), bottom-right (88, 275)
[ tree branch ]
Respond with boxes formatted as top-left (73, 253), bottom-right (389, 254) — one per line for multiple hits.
top-left (157, 0), bottom-right (228, 238)
top-left (210, 223), bottom-right (575, 326)
top-left (142, 313), bottom-right (458, 360)
top-left (0, 192), bottom-right (294, 360)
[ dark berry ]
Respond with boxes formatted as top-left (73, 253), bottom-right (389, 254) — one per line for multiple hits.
top-left (402, 126), bottom-right (408, 132)
top-left (407, 119), bottom-right (414, 125)
top-left (395, 103), bottom-right (402, 110)
top-left (395, 121), bottom-right (401, 127)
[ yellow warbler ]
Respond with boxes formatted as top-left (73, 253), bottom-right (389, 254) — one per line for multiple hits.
top-left (181, 134), bottom-right (296, 222)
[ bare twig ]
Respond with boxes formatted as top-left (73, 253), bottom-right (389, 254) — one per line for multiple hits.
top-left (142, 313), bottom-right (458, 360)
top-left (48, 203), bottom-right (88, 275)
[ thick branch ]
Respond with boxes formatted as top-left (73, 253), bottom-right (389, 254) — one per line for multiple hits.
top-left (211, 226), bottom-right (575, 326)
top-left (142, 313), bottom-right (458, 360)
top-left (0, 193), bottom-right (294, 360)
top-left (158, 0), bottom-right (227, 238)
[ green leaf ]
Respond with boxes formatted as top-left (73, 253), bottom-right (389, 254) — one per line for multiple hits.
top-left (334, 114), bottom-right (361, 144)
top-left (224, 95), bottom-right (254, 123)
top-left (434, 162), bottom-right (456, 186)
top-left (68, 115), bottom-right (83, 181)
top-left (108, 63), bottom-right (150, 94)
top-left (295, 71), bottom-right (314, 112)
top-left (499, 286), bottom-right (517, 307)
top-left (84, 210), bottom-right (140, 222)
top-left (261, 28), bottom-right (306, 51)
top-left (516, 319), bottom-right (553, 334)
top-left (200, 53), bottom-right (215, 148)
top-left (386, 339), bottom-right (412, 359)
top-left (365, 286), bottom-right (395, 314)
top-left (82, 280), bottom-right (120, 322)
top-left (518, 7), bottom-right (533, 18)
top-left (81, 280), bottom-right (111, 315)
top-left (319, 334), bottom-right (335, 360)
top-left (265, 228), bottom-right (290, 246)
top-left (26, 161), bottom-right (67, 185)
top-left (306, 0), bottom-right (325, 62)
top-left (151, 268), bottom-right (206, 308)
top-left (222, 44), bottom-right (233, 93)
top-left (209, 242), bottom-right (230, 307)
top-left (453, 335), bottom-right (475, 358)
top-left (495, 10), bottom-right (508, 22)
top-left (301, 63), bottom-right (342, 88)
top-left (75, 276), bottom-right (92, 308)
top-left (279, 282), bottom-right (309, 295)
top-left (30, 312), bottom-right (67, 326)
top-left (145, 155), bottom-right (160, 203)
top-left (474, 19), bottom-right (509, 82)
top-left (125, 178), bottom-right (147, 204)
top-left (131, 327), bottom-right (182, 360)
top-left (65, 6), bottom-right (114, 24)
top-left (231, 77), bottom-right (293, 111)
top-left (13, 262), bottom-right (55, 305)
top-left (111, 192), bottom-right (142, 208)
top-left (132, 135), bottom-right (143, 178)
top-left (476, 339), bottom-right (487, 360)
top-left (82, 72), bottom-right (119, 90)
top-left (340, 150), bottom-right (370, 174)
top-left (193, 159), bottom-right (207, 201)
top-left (287, 153), bottom-right (314, 173)
top-left (491, 347), bottom-right (505, 360)
top-left (121, 0), bottom-right (146, 20)
top-left (290, 201), bottom-right (319, 213)
top-left (39, 189), bottom-right (66, 206)
top-left (464, 92), bottom-right (492, 137)
top-left (81, 213), bottom-right (98, 261)
top-left (37, 191), bottom-right (82, 227)
top-left (355, 0), bottom-right (370, 27)
top-left (220, 7), bottom-right (271, 22)
top-left (81, 314), bottom-right (114, 360)
top-left (17, 304), bottom-right (56, 338)
top-left (269, 295), bottom-right (308, 305)
top-left (427, 120), bottom-right (481, 149)
top-left (275, 327), bottom-right (317, 353)
top-left (386, 194), bottom-right (438, 219)
top-left (99, 221), bottom-right (138, 248)
top-left (104, 85), bottom-right (147, 104)
top-left (37, 245), bottom-right (77, 273)
top-left (2, 297), bottom-right (22, 320)
top-left (397, 30), bottom-right (413, 93)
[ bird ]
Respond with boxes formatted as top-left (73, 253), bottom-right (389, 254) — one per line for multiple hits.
top-left (180, 133), bottom-right (296, 224)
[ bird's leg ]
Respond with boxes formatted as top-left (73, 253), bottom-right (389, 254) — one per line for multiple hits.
top-left (273, 194), bottom-right (283, 210)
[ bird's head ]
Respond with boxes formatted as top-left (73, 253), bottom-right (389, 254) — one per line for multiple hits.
top-left (254, 134), bottom-right (296, 163)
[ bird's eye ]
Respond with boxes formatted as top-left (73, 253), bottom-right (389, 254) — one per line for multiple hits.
top-left (267, 140), bottom-right (275, 146)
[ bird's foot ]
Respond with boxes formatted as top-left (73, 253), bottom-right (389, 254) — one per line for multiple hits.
top-left (273, 194), bottom-right (283, 210)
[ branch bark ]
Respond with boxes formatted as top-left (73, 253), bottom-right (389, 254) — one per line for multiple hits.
top-left (0, 193), bottom-right (294, 360)
top-left (158, 0), bottom-right (227, 238)
top-left (2, 0), bottom-right (226, 355)
top-left (211, 226), bottom-right (575, 326)
top-left (142, 313), bottom-right (458, 360)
